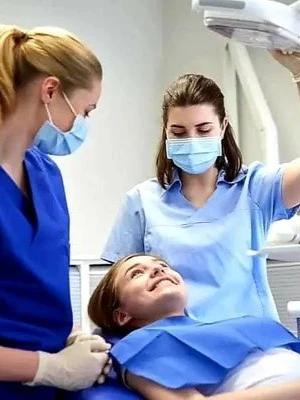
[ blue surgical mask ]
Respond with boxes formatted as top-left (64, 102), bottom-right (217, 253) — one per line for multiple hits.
top-left (34, 92), bottom-right (88, 156)
top-left (166, 136), bottom-right (222, 175)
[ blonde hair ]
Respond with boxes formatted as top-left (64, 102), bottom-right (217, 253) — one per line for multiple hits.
top-left (0, 25), bottom-right (102, 124)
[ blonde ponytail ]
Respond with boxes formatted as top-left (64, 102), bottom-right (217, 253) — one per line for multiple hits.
top-left (0, 24), bottom-right (102, 125)
top-left (0, 26), bottom-right (27, 124)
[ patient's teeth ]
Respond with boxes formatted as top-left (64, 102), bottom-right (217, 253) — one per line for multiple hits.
top-left (154, 279), bottom-right (173, 289)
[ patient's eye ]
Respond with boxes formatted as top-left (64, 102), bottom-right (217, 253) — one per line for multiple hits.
top-left (130, 269), bottom-right (144, 279)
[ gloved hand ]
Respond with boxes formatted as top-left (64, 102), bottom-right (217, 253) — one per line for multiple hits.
top-left (66, 330), bottom-right (113, 383)
top-left (27, 338), bottom-right (110, 391)
top-left (270, 50), bottom-right (300, 81)
top-left (66, 330), bottom-right (105, 346)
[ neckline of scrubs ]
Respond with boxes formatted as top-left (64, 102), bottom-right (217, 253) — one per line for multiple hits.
top-left (179, 184), bottom-right (220, 211)
top-left (171, 171), bottom-right (222, 213)
top-left (0, 152), bottom-right (37, 227)
top-left (166, 168), bottom-right (246, 222)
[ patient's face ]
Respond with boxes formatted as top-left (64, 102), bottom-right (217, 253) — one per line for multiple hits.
top-left (115, 255), bottom-right (187, 328)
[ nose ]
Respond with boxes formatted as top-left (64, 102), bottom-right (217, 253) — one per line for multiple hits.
top-left (188, 129), bottom-right (199, 138)
top-left (150, 265), bottom-right (166, 278)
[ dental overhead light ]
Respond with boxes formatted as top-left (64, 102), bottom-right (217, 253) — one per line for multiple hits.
top-left (192, 0), bottom-right (300, 50)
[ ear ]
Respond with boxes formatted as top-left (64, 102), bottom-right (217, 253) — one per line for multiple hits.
top-left (40, 76), bottom-right (61, 104)
top-left (221, 117), bottom-right (229, 139)
top-left (113, 308), bottom-right (133, 327)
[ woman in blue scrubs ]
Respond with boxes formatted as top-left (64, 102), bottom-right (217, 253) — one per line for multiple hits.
top-left (102, 51), bottom-right (300, 323)
top-left (0, 25), bottom-right (110, 399)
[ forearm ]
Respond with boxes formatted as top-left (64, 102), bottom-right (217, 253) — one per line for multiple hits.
top-left (127, 372), bottom-right (204, 400)
top-left (279, 79), bottom-right (300, 208)
top-left (282, 157), bottom-right (300, 208)
top-left (128, 371), bottom-right (300, 400)
top-left (210, 380), bottom-right (300, 400)
top-left (0, 346), bottom-right (38, 382)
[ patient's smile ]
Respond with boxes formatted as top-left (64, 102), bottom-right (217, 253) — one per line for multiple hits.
top-left (149, 277), bottom-right (178, 291)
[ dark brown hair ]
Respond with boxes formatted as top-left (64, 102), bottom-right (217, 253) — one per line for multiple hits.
top-left (156, 74), bottom-right (242, 188)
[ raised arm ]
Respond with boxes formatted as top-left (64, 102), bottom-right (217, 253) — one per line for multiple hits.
top-left (270, 50), bottom-right (300, 209)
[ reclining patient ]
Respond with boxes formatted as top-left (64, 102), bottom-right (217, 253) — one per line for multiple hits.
top-left (88, 254), bottom-right (300, 400)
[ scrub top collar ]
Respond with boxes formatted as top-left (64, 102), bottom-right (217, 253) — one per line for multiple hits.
top-left (164, 166), bottom-right (248, 195)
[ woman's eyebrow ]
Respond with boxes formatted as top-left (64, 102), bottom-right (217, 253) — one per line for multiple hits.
top-left (170, 122), bottom-right (213, 128)
top-left (195, 122), bottom-right (213, 127)
top-left (124, 263), bottom-right (142, 276)
top-left (170, 124), bottom-right (185, 128)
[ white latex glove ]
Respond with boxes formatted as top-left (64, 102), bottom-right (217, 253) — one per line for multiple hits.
top-left (67, 330), bottom-right (105, 346)
top-left (27, 339), bottom-right (110, 391)
top-left (66, 330), bottom-right (113, 383)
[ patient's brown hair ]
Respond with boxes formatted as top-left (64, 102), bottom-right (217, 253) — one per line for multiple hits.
top-left (88, 254), bottom-right (141, 333)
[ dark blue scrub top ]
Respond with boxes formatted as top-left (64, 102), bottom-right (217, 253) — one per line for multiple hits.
top-left (0, 147), bottom-right (73, 399)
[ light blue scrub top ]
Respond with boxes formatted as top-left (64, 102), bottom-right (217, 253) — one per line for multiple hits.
top-left (102, 162), bottom-right (298, 322)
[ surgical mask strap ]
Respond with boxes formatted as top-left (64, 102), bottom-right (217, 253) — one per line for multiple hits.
top-left (44, 103), bottom-right (53, 125)
top-left (44, 92), bottom-right (77, 125)
top-left (62, 92), bottom-right (77, 117)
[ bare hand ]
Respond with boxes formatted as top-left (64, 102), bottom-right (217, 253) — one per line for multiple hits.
top-left (269, 49), bottom-right (300, 76)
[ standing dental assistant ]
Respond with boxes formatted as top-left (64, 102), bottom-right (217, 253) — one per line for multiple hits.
top-left (0, 25), bottom-right (110, 399)
top-left (102, 50), bottom-right (300, 324)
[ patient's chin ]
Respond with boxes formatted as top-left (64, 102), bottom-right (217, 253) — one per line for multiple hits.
top-left (154, 285), bottom-right (185, 307)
